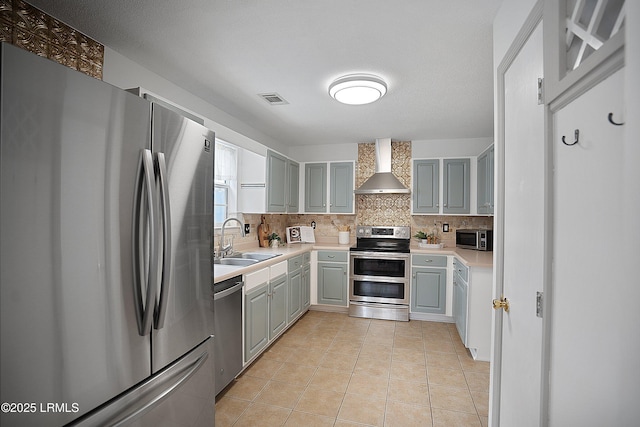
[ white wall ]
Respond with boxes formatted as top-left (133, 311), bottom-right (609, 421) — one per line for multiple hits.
top-left (102, 47), bottom-right (286, 156)
top-left (289, 142), bottom-right (358, 162)
top-left (412, 137), bottom-right (492, 158)
top-left (493, 0), bottom-right (540, 70)
top-left (289, 137), bottom-right (492, 163)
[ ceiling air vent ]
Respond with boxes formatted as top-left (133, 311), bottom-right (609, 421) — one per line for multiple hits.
top-left (259, 92), bottom-right (289, 105)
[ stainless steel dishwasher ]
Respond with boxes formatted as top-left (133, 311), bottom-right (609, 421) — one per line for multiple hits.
top-left (213, 275), bottom-right (244, 396)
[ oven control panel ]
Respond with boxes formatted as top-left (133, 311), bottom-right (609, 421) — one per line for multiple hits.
top-left (356, 226), bottom-right (410, 239)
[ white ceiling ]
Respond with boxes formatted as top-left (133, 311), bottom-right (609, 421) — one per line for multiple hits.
top-left (29, 0), bottom-right (502, 147)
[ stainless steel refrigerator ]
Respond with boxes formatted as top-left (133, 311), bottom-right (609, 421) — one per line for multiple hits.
top-left (0, 43), bottom-right (216, 426)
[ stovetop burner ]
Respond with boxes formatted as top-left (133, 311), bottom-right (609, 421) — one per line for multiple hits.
top-left (351, 226), bottom-right (411, 253)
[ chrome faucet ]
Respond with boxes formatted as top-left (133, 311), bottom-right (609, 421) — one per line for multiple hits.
top-left (219, 218), bottom-right (246, 258)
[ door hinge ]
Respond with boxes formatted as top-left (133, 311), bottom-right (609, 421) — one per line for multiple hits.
top-left (537, 78), bottom-right (544, 105)
top-left (536, 291), bottom-right (543, 318)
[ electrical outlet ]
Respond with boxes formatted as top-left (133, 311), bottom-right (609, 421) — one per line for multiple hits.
top-left (311, 221), bottom-right (316, 229)
top-left (244, 224), bottom-right (250, 234)
top-left (443, 223), bottom-right (449, 232)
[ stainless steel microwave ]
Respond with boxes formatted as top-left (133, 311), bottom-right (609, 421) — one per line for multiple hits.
top-left (456, 229), bottom-right (493, 251)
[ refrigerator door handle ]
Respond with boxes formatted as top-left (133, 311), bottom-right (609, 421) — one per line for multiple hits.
top-left (132, 148), bottom-right (159, 336)
top-left (112, 350), bottom-right (208, 427)
top-left (154, 152), bottom-right (172, 329)
top-left (70, 338), bottom-right (212, 427)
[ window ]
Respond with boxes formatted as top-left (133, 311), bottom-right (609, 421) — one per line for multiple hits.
top-left (214, 184), bottom-right (228, 224)
top-left (214, 139), bottom-right (238, 227)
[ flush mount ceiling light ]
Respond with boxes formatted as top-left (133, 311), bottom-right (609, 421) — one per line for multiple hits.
top-left (328, 74), bottom-right (387, 105)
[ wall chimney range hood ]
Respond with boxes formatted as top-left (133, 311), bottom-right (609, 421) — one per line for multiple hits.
top-left (355, 138), bottom-right (410, 194)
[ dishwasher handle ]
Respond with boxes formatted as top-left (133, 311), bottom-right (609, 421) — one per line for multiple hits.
top-left (214, 281), bottom-right (244, 300)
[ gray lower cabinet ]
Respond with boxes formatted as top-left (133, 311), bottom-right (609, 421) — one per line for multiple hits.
top-left (329, 162), bottom-right (353, 213)
top-left (269, 274), bottom-right (287, 339)
top-left (411, 254), bottom-right (447, 314)
top-left (443, 158), bottom-right (470, 214)
top-left (302, 263), bottom-right (311, 309)
top-left (244, 253), bottom-right (311, 364)
top-left (244, 283), bottom-right (269, 362)
top-left (413, 159), bottom-right (439, 213)
top-left (411, 268), bottom-right (447, 314)
top-left (288, 254), bottom-right (311, 322)
top-left (477, 145), bottom-right (494, 215)
top-left (287, 255), bottom-right (303, 322)
top-left (317, 250), bottom-right (348, 306)
top-left (452, 258), bottom-right (469, 345)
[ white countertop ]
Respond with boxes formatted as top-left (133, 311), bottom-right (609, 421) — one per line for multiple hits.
top-left (410, 244), bottom-right (494, 268)
top-left (214, 242), bottom-right (493, 283)
top-left (213, 244), bottom-right (316, 283)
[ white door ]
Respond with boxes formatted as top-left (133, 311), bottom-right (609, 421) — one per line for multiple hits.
top-left (492, 22), bottom-right (545, 426)
top-left (549, 68), bottom-right (626, 426)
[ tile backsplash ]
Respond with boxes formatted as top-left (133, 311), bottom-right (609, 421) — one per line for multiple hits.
top-left (215, 138), bottom-right (493, 250)
top-left (216, 213), bottom-right (493, 250)
top-left (356, 140), bottom-right (412, 226)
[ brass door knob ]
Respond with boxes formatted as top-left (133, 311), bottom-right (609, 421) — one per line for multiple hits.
top-left (492, 296), bottom-right (510, 312)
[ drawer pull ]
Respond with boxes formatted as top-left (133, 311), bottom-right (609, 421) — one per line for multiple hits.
top-left (327, 255), bottom-right (335, 259)
top-left (424, 259), bottom-right (433, 263)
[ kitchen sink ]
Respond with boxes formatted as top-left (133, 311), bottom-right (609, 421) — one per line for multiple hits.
top-left (215, 258), bottom-right (258, 266)
top-left (228, 252), bottom-right (281, 261)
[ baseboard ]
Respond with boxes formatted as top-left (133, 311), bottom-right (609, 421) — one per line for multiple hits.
top-left (309, 304), bottom-right (349, 314)
top-left (409, 312), bottom-right (455, 323)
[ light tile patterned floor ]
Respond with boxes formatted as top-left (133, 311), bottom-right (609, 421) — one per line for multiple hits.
top-left (215, 311), bottom-right (490, 427)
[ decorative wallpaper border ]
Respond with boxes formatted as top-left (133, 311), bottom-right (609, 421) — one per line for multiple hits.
top-left (0, 0), bottom-right (104, 79)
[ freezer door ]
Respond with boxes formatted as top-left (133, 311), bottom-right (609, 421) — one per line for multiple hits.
top-left (150, 104), bottom-right (215, 371)
top-left (71, 336), bottom-right (215, 427)
top-left (0, 44), bottom-right (151, 426)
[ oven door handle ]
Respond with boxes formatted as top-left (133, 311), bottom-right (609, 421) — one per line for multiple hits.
top-left (350, 252), bottom-right (410, 259)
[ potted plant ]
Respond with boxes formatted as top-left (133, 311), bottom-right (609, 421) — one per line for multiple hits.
top-left (267, 232), bottom-right (281, 248)
top-left (414, 231), bottom-right (428, 243)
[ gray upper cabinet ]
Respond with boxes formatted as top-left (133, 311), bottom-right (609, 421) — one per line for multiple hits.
top-left (443, 158), bottom-right (470, 214)
top-left (266, 150), bottom-right (287, 212)
top-left (304, 163), bottom-right (327, 212)
top-left (266, 150), bottom-right (299, 213)
top-left (304, 161), bottom-right (354, 214)
top-left (329, 162), bottom-right (354, 213)
top-left (287, 160), bottom-right (299, 213)
top-left (477, 145), bottom-right (494, 215)
top-left (413, 159), bottom-right (439, 213)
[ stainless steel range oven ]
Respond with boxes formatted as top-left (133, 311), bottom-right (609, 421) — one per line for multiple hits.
top-left (349, 226), bottom-right (411, 321)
